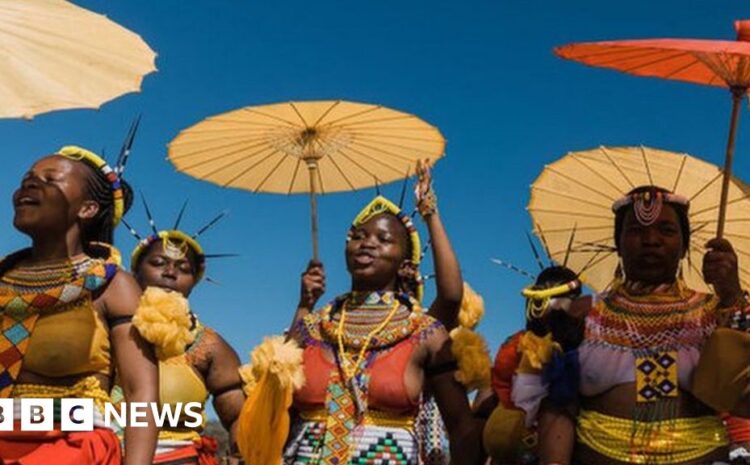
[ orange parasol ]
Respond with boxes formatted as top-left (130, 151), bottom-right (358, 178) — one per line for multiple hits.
top-left (555, 20), bottom-right (750, 237)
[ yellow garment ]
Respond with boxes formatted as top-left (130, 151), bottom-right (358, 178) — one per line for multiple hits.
top-left (458, 282), bottom-right (484, 330)
top-left (449, 327), bottom-right (491, 391)
top-left (158, 354), bottom-right (208, 439)
top-left (13, 375), bottom-right (111, 413)
top-left (577, 409), bottom-right (728, 464)
top-left (23, 298), bottom-right (110, 378)
top-left (517, 331), bottom-right (561, 374)
top-left (237, 336), bottom-right (305, 465)
top-left (132, 287), bottom-right (194, 360)
top-left (483, 405), bottom-right (529, 463)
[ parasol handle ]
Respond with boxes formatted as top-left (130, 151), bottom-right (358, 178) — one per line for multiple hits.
top-left (717, 87), bottom-right (745, 238)
top-left (307, 161), bottom-right (320, 261)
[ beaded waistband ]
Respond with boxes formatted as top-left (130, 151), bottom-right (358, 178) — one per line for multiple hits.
top-left (576, 409), bottom-right (727, 464)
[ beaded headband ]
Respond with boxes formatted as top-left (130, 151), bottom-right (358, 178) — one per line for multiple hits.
top-left (124, 197), bottom-right (230, 283)
top-left (521, 278), bottom-right (581, 320)
top-left (57, 146), bottom-right (124, 226)
top-left (611, 190), bottom-right (689, 227)
top-left (131, 230), bottom-right (206, 281)
top-left (349, 195), bottom-right (423, 300)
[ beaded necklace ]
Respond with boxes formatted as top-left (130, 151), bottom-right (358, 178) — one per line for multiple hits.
top-left (0, 245), bottom-right (119, 396)
top-left (320, 291), bottom-right (419, 353)
top-left (336, 298), bottom-right (400, 381)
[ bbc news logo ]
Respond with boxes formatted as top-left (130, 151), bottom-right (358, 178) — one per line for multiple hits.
top-left (0, 399), bottom-right (203, 431)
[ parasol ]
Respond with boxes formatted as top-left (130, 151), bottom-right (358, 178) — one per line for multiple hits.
top-left (555, 20), bottom-right (750, 237)
top-left (528, 145), bottom-right (750, 293)
top-left (167, 100), bottom-right (445, 260)
top-left (0, 0), bottom-right (157, 119)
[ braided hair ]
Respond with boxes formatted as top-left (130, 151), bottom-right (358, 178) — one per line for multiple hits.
top-left (388, 213), bottom-right (420, 298)
top-left (76, 161), bottom-right (133, 247)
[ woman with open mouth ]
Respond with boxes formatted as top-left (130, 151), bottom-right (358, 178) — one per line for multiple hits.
top-left (0, 146), bottom-right (158, 465)
top-left (237, 160), bottom-right (484, 465)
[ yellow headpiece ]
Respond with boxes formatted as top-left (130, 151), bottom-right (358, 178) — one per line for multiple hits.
top-left (131, 230), bottom-right (206, 281)
top-left (349, 196), bottom-right (423, 300)
top-left (57, 145), bottom-right (125, 226)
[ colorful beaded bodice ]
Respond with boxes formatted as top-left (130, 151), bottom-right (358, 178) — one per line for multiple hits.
top-left (0, 245), bottom-right (119, 396)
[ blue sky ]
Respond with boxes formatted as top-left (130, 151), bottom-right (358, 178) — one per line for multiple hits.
top-left (2, 1), bottom-right (750, 383)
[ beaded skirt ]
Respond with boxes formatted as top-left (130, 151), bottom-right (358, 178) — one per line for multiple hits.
top-left (284, 420), bottom-right (419, 465)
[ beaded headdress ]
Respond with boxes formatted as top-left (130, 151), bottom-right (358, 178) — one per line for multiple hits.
top-left (58, 146), bottom-right (125, 226)
top-left (125, 197), bottom-right (230, 282)
top-left (56, 117), bottom-right (139, 227)
top-left (611, 189), bottom-right (689, 227)
top-left (494, 227), bottom-right (584, 320)
top-left (349, 194), bottom-right (423, 300)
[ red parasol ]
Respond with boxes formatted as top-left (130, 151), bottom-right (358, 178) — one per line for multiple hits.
top-left (555, 20), bottom-right (750, 237)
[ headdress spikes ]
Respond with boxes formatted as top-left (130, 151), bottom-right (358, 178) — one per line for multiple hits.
top-left (173, 199), bottom-right (189, 230)
top-left (491, 258), bottom-right (536, 279)
top-left (526, 231), bottom-right (545, 270)
top-left (115, 115), bottom-right (141, 176)
top-left (193, 211), bottom-right (228, 239)
top-left (534, 222), bottom-right (554, 265)
top-left (398, 167), bottom-right (410, 209)
top-left (120, 218), bottom-right (142, 241)
top-left (203, 253), bottom-right (239, 259)
top-left (140, 192), bottom-right (158, 235)
top-left (562, 224), bottom-right (577, 268)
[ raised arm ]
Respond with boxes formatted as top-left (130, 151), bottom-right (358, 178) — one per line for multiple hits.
top-left (105, 271), bottom-right (158, 465)
top-left (416, 160), bottom-right (463, 330)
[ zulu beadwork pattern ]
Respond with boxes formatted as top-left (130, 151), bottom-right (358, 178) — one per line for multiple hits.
top-left (286, 421), bottom-right (418, 465)
top-left (586, 284), bottom-right (717, 352)
top-left (0, 250), bottom-right (118, 396)
top-left (296, 292), bottom-right (441, 465)
top-left (635, 351), bottom-right (678, 402)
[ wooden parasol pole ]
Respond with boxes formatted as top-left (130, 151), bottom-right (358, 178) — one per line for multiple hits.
top-left (307, 160), bottom-right (320, 261)
top-left (717, 86), bottom-right (746, 238)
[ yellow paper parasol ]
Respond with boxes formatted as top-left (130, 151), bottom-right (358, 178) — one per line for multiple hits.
top-left (0, 0), bottom-right (157, 119)
top-left (167, 100), bottom-right (445, 259)
top-left (528, 146), bottom-right (750, 292)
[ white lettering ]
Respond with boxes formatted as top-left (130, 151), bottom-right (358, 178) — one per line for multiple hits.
top-left (151, 402), bottom-right (181, 428)
top-left (129, 402), bottom-right (148, 427)
top-left (104, 402), bottom-right (127, 429)
top-left (182, 402), bottom-right (203, 428)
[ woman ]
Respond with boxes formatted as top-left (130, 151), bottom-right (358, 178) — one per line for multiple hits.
top-left (0, 146), bottom-right (158, 465)
top-left (537, 186), bottom-right (750, 465)
top-left (239, 160), bottom-right (483, 465)
top-left (128, 221), bottom-right (246, 465)
top-left (479, 265), bottom-right (583, 465)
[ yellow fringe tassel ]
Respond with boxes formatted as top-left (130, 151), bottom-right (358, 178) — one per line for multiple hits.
top-left (237, 336), bottom-right (305, 465)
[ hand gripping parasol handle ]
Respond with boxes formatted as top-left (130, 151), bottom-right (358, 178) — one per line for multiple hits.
top-left (307, 161), bottom-right (320, 261)
top-left (717, 87), bottom-right (745, 238)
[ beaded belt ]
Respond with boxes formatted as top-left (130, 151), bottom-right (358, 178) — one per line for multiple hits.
top-left (577, 409), bottom-right (728, 464)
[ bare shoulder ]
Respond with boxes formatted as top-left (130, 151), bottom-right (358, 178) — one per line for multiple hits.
top-left (100, 270), bottom-right (142, 318)
top-left (202, 326), bottom-right (241, 363)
